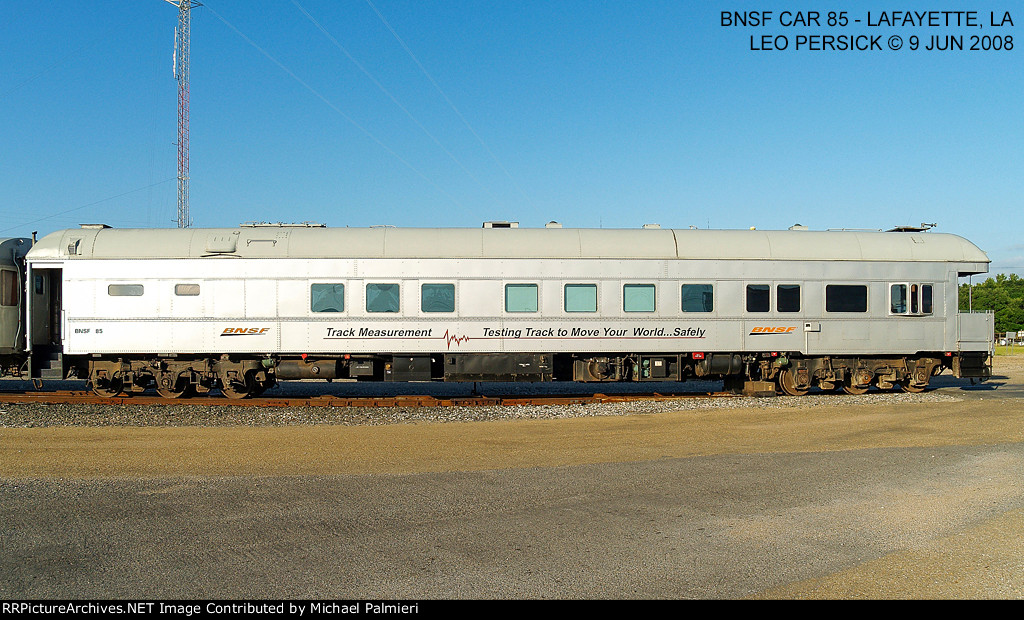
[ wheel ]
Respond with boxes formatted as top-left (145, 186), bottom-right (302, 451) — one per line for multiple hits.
top-left (899, 380), bottom-right (927, 393)
top-left (221, 373), bottom-right (255, 399)
top-left (90, 376), bottom-right (124, 398)
top-left (777, 368), bottom-right (809, 396)
top-left (842, 381), bottom-right (869, 395)
top-left (156, 376), bottom-right (192, 399)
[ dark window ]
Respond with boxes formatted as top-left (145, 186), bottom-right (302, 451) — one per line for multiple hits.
top-left (746, 284), bottom-right (770, 313)
top-left (922, 284), bottom-right (933, 314)
top-left (311, 284), bottom-right (345, 313)
top-left (910, 284), bottom-right (919, 314)
top-left (826, 285), bottom-right (867, 312)
top-left (890, 284), bottom-right (907, 314)
top-left (1, 271), bottom-right (17, 307)
top-left (777, 284), bottom-right (800, 313)
top-left (421, 283), bottom-right (455, 313)
top-left (366, 283), bottom-right (399, 313)
top-left (681, 284), bottom-right (713, 312)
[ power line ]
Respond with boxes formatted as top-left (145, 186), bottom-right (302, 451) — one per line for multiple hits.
top-left (0, 178), bottom-right (177, 235)
top-left (363, 0), bottom-right (536, 209)
top-left (291, 0), bottom-right (504, 208)
top-left (203, 4), bottom-right (467, 214)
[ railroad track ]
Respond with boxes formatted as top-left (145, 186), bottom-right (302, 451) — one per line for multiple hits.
top-left (0, 389), bottom-right (742, 408)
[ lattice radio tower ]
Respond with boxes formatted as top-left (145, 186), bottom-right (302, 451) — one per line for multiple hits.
top-left (167, 1), bottom-right (201, 228)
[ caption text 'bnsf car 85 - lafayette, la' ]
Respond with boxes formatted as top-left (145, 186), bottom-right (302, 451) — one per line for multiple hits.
top-left (0, 222), bottom-right (993, 398)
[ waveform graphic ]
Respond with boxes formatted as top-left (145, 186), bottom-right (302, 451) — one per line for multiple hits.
top-left (442, 330), bottom-right (471, 349)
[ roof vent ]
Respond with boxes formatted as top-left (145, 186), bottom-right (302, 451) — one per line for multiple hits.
top-left (241, 222), bottom-right (325, 227)
top-left (887, 223), bottom-right (936, 233)
top-left (642, 223), bottom-right (661, 229)
top-left (545, 221), bottom-right (562, 228)
top-left (483, 221), bottom-right (518, 228)
top-left (788, 224), bottom-right (809, 230)
top-left (79, 224), bottom-right (111, 229)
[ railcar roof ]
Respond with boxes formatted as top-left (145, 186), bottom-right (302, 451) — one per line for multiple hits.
top-left (25, 226), bottom-right (990, 271)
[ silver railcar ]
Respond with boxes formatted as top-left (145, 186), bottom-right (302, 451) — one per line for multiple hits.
top-left (21, 224), bottom-right (993, 397)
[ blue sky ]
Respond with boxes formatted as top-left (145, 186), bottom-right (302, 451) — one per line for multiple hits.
top-left (2, 1), bottom-right (1021, 275)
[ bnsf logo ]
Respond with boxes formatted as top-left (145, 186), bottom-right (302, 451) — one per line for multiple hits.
top-left (221, 327), bottom-right (270, 336)
top-left (749, 326), bottom-right (797, 335)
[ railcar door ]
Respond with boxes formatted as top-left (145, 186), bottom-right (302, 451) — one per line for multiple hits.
top-left (0, 268), bottom-right (21, 354)
top-left (29, 267), bottom-right (63, 378)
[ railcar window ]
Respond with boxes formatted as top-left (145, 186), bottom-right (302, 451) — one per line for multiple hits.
top-left (681, 284), bottom-right (713, 312)
top-left (890, 284), bottom-right (908, 314)
top-left (1, 271), bottom-right (17, 306)
top-left (746, 285), bottom-right (770, 313)
top-left (174, 284), bottom-right (200, 297)
top-left (505, 284), bottom-right (538, 313)
top-left (564, 284), bottom-right (597, 312)
top-left (777, 284), bottom-right (800, 313)
top-left (623, 284), bottom-right (656, 312)
top-left (311, 284), bottom-right (345, 313)
top-left (825, 285), bottom-right (867, 312)
top-left (922, 284), bottom-right (933, 314)
top-left (910, 284), bottom-right (919, 314)
top-left (366, 283), bottom-right (400, 313)
top-left (108, 284), bottom-right (144, 297)
top-left (421, 283), bottom-right (455, 313)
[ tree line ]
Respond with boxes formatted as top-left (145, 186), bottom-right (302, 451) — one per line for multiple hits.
top-left (959, 273), bottom-right (1024, 334)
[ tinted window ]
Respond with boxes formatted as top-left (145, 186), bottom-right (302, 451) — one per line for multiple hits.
top-left (777, 284), bottom-right (800, 313)
top-left (108, 284), bottom-right (143, 297)
top-left (922, 284), bottom-right (933, 314)
top-left (366, 283), bottom-right (399, 313)
top-left (505, 284), bottom-right (538, 312)
top-left (421, 283), bottom-right (455, 313)
top-left (623, 284), bottom-right (655, 312)
top-left (175, 283), bottom-right (200, 297)
top-left (0, 271), bottom-right (17, 307)
top-left (826, 285), bottom-right (867, 312)
top-left (311, 284), bottom-right (345, 313)
top-left (564, 284), bottom-right (597, 312)
top-left (890, 284), bottom-right (907, 314)
top-left (681, 284), bottom-right (713, 312)
top-left (746, 284), bottom-right (770, 313)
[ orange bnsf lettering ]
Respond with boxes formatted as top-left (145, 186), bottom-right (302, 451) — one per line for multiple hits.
top-left (751, 327), bottom-right (765, 333)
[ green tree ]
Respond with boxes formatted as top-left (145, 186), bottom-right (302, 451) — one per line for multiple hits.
top-left (960, 273), bottom-right (1024, 333)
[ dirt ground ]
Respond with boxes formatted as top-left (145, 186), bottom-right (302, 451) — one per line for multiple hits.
top-left (1, 356), bottom-right (1022, 479)
top-left (2, 355), bottom-right (1022, 599)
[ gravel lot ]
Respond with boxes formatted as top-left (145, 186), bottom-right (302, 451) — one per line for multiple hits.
top-left (0, 377), bottom-right (963, 428)
top-left (1, 355), bottom-right (1021, 599)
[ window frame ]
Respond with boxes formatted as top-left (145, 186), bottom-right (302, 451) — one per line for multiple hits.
top-left (420, 282), bottom-right (456, 313)
top-left (745, 284), bottom-right (771, 313)
top-left (825, 284), bottom-right (868, 313)
top-left (564, 283), bottom-right (598, 313)
top-left (107, 284), bottom-right (144, 297)
top-left (623, 283), bottom-right (656, 313)
top-left (680, 283), bottom-right (714, 313)
top-left (365, 282), bottom-right (400, 313)
top-left (311, 283), bottom-right (346, 313)
top-left (505, 283), bottom-right (539, 313)
top-left (776, 284), bottom-right (801, 313)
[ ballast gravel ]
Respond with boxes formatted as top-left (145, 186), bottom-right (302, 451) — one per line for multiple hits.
top-left (0, 378), bottom-right (961, 428)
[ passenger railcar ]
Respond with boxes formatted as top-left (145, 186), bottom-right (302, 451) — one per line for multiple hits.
top-left (5, 223), bottom-right (994, 398)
